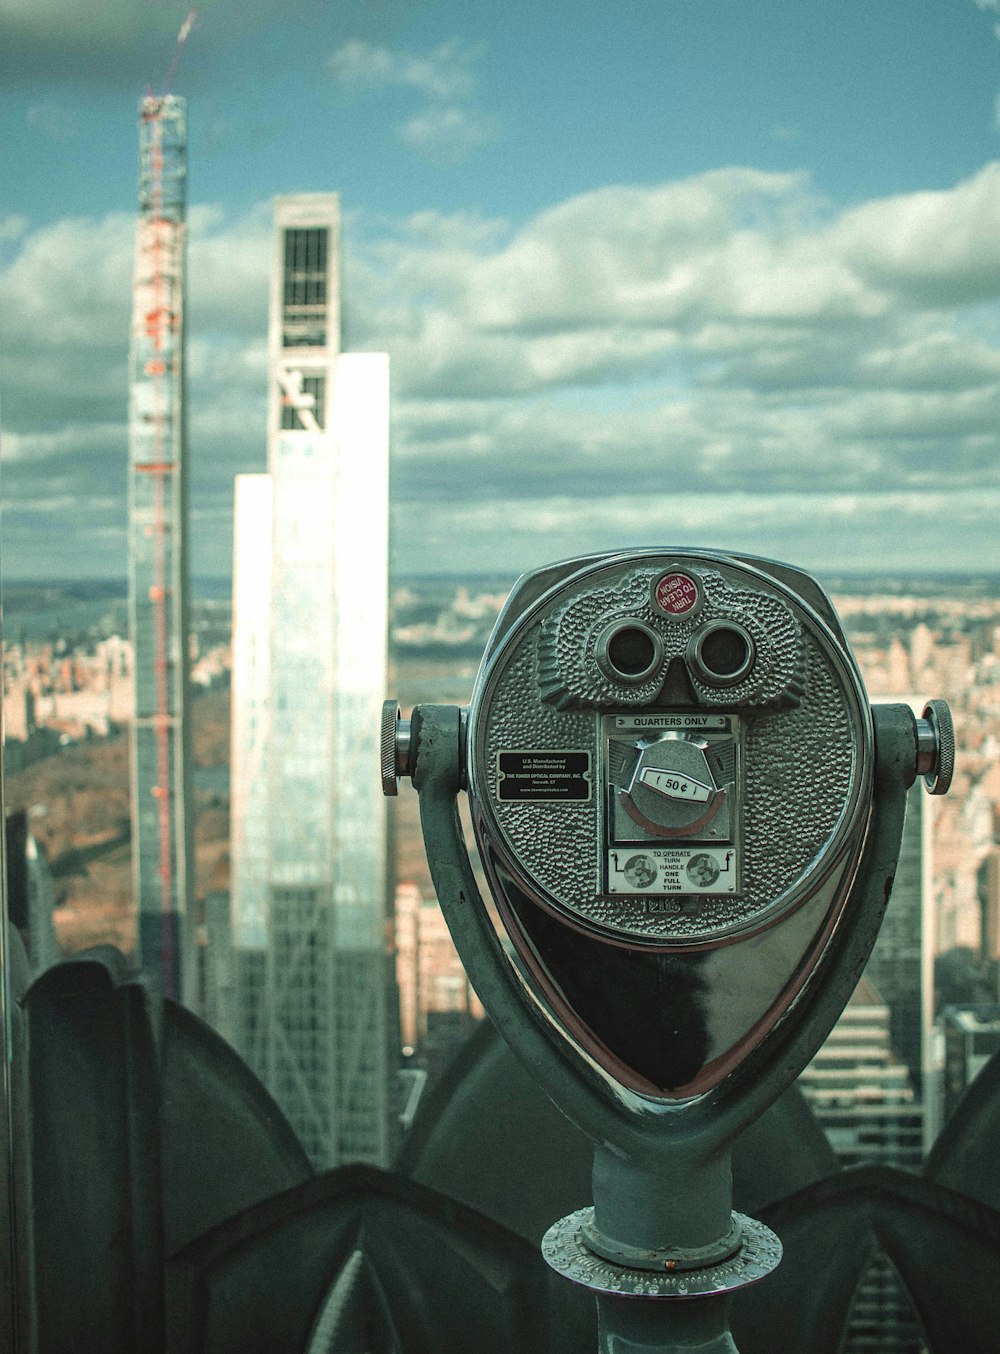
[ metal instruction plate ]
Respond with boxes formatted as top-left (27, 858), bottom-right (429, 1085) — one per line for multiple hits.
top-left (607, 846), bottom-right (738, 895)
top-left (496, 749), bottom-right (592, 802)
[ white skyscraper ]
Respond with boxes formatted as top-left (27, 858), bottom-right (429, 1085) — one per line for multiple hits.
top-left (229, 195), bottom-right (398, 1167)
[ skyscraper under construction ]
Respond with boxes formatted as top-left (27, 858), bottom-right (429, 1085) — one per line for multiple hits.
top-left (127, 94), bottom-right (194, 1004)
top-left (230, 194), bottom-right (399, 1167)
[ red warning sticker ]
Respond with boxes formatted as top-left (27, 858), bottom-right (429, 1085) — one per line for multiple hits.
top-left (653, 572), bottom-right (700, 617)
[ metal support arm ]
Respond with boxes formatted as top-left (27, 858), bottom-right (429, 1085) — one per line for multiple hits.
top-left (413, 703), bottom-right (915, 1164)
top-left (408, 701), bottom-right (925, 1351)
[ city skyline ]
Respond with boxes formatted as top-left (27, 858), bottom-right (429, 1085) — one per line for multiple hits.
top-left (2, 2), bottom-right (1000, 582)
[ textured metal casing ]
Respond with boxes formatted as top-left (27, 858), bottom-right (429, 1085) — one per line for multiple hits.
top-left (466, 549), bottom-right (872, 949)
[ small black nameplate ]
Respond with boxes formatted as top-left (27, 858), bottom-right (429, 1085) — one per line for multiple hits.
top-left (497, 750), bottom-right (592, 802)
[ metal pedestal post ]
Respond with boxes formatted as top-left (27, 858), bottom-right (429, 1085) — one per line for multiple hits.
top-left (596, 1293), bottom-right (739, 1354)
top-left (542, 1145), bottom-right (780, 1352)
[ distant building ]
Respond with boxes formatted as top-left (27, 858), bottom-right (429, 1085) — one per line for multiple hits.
top-left (799, 976), bottom-right (923, 1168)
top-left (2, 677), bottom-right (36, 743)
top-left (976, 848), bottom-right (1000, 967)
top-left (939, 1005), bottom-right (1000, 1126)
top-left (198, 891), bottom-right (236, 1047)
top-left (799, 977), bottom-right (925, 1353)
top-left (127, 94), bottom-right (194, 1004)
top-left (230, 473), bottom-right (272, 958)
top-left (5, 810), bottom-right (59, 978)
top-left (866, 779), bottom-right (934, 1100)
top-left (395, 882), bottom-right (482, 1084)
top-left (229, 194), bottom-right (399, 1168)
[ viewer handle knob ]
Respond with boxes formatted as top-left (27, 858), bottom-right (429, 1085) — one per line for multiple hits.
top-left (380, 700), bottom-right (412, 796)
top-left (915, 699), bottom-right (955, 796)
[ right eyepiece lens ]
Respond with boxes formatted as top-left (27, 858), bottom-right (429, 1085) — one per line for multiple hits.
top-left (690, 623), bottom-right (755, 685)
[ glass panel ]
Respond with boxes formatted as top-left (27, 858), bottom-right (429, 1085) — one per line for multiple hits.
top-left (0, 605), bottom-right (21, 1348)
top-left (282, 228), bottom-right (328, 348)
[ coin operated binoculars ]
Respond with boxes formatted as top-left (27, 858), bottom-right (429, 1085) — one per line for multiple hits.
top-left (382, 550), bottom-right (954, 1354)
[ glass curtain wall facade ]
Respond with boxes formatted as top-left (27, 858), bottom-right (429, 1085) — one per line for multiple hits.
top-left (127, 95), bottom-right (194, 1004)
top-left (866, 781), bottom-right (933, 1102)
top-left (231, 195), bottom-right (398, 1167)
top-left (229, 474), bottom-right (273, 1069)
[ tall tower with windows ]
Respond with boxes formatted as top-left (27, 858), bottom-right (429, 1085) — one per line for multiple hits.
top-left (866, 780), bottom-right (933, 1098)
top-left (230, 195), bottom-right (398, 1166)
top-left (127, 94), bottom-right (194, 1003)
top-left (798, 978), bottom-right (926, 1353)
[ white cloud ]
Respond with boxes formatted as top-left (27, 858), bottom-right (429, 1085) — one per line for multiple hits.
top-left (1, 422), bottom-right (124, 464)
top-left (344, 163), bottom-right (1000, 417)
top-left (405, 209), bottom-right (507, 245)
top-left (187, 204), bottom-right (271, 334)
top-left (833, 163), bottom-right (1000, 303)
top-left (0, 214), bottom-right (27, 247)
top-left (0, 211), bottom-right (133, 341)
top-left (25, 99), bottom-right (77, 139)
top-left (6, 162), bottom-right (1000, 576)
top-left (452, 170), bottom-right (832, 334)
top-left (328, 39), bottom-right (401, 88)
top-left (399, 105), bottom-right (496, 165)
top-left (0, 205), bottom-right (270, 432)
top-left (328, 36), bottom-right (495, 165)
top-left (328, 38), bottom-right (478, 101)
top-left (858, 330), bottom-right (1000, 390)
top-left (389, 486), bottom-right (1000, 579)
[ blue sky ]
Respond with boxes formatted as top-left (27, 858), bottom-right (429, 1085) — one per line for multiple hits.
top-left (2, 0), bottom-right (1000, 580)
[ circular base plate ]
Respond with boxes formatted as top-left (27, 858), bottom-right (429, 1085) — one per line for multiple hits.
top-left (541, 1209), bottom-right (782, 1298)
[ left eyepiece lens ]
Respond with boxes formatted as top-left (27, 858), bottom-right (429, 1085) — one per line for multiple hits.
top-left (596, 621), bottom-right (663, 684)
